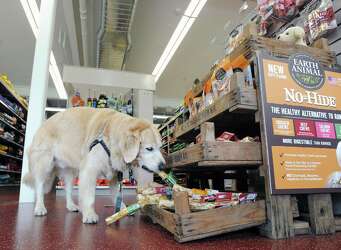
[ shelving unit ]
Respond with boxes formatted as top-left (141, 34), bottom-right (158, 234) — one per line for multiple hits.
top-left (0, 77), bottom-right (27, 188)
top-left (155, 23), bottom-right (338, 241)
top-left (0, 169), bottom-right (21, 174)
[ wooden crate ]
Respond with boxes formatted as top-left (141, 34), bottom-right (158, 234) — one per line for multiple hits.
top-left (335, 217), bottom-right (341, 232)
top-left (228, 24), bottom-right (336, 67)
top-left (142, 192), bottom-right (266, 243)
top-left (169, 121), bottom-right (262, 168)
top-left (174, 85), bottom-right (257, 139)
top-left (168, 141), bottom-right (262, 168)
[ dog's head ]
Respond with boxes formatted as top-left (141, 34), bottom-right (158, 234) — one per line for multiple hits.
top-left (119, 119), bottom-right (165, 173)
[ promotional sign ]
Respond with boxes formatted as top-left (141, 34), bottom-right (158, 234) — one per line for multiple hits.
top-left (258, 52), bottom-right (341, 194)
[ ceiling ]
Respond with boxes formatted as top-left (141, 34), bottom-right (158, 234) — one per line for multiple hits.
top-left (0, 0), bottom-right (78, 99)
top-left (0, 1), bottom-right (36, 89)
top-left (0, 0), bottom-right (256, 108)
top-left (124, 0), bottom-right (257, 105)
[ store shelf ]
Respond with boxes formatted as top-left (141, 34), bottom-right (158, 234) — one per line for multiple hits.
top-left (174, 88), bottom-right (257, 139)
top-left (0, 118), bottom-right (25, 136)
top-left (0, 99), bottom-right (26, 124)
top-left (0, 78), bottom-right (28, 111)
top-left (0, 152), bottom-right (22, 161)
top-left (159, 112), bottom-right (183, 132)
top-left (0, 183), bottom-right (20, 187)
top-left (56, 185), bottom-right (110, 190)
top-left (167, 142), bottom-right (262, 168)
top-left (0, 169), bottom-right (21, 174)
top-left (56, 185), bottom-right (137, 190)
top-left (0, 136), bottom-right (23, 149)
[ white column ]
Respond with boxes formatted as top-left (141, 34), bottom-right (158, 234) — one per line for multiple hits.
top-left (133, 89), bottom-right (154, 187)
top-left (19, 0), bottom-right (58, 203)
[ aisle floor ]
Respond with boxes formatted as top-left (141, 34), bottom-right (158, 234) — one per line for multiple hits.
top-left (1, 191), bottom-right (341, 250)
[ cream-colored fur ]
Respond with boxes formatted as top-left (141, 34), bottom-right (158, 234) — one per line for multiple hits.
top-left (23, 107), bottom-right (165, 223)
top-left (277, 26), bottom-right (307, 46)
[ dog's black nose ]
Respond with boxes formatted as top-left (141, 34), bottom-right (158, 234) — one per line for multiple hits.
top-left (158, 162), bottom-right (166, 170)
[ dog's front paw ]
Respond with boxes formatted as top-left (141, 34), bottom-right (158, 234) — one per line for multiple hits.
top-left (82, 210), bottom-right (99, 224)
top-left (67, 203), bottom-right (79, 212)
top-left (34, 206), bottom-right (47, 216)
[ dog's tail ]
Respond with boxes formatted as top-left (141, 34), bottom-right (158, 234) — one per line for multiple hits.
top-left (23, 171), bottom-right (35, 188)
top-left (22, 168), bottom-right (56, 194)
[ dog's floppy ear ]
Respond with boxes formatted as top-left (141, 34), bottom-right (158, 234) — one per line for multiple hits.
top-left (294, 27), bottom-right (305, 40)
top-left (120, 131), bottom-right (140, 163)
top-left (120, 120), bottom-right (149, 163)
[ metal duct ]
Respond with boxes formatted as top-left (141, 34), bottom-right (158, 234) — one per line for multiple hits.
top-left (97, 0), bottom-right (136, 70)
top-left (79, 0), bottom-right (89, 66)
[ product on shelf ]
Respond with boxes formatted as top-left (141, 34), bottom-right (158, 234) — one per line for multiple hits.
top-left (92, 96), bottom-right (98, 108)
top-left (0, 74), bottom-right (28, 109)
top-left (257, 0), bottom-right (313, 36)
top-left (71, 91), bottom-right (85, 107)
top-left (0, 94), bottom-right (25, 118)
top-left (226, 24), bottom-right (245, 55)
top-left (216, 131), bottom-right (238, 142)
top-left (273, 0), bottom-right (297, 19)
top-left (277, 26), bottom-right (307, 46)
top-left (304, 0), bottom-right (337, 42)
top-left (211, 58), bottom-right (233, 99)
top-left (257, 0), bottom-right (275, 35)
top-left (97, 94), bottom-right (108, 108)
top-left (0, 174), bottom-right (10, 184)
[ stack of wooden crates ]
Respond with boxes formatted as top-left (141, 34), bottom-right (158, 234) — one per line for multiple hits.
top-left (147, 26), bottom-right (341, 242)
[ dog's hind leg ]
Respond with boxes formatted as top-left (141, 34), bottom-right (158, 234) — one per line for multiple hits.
top-left (62, 168), bottom-right (79, 212)
top-left (79, 154), bottom-right (100, 224)
top-left (34, 179), bottom-right (47, 216)
top-left (32, 153), bottom-right (54, 216)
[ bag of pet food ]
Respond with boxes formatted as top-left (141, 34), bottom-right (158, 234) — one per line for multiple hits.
top-left (307, 0), bottom-right (337, 41)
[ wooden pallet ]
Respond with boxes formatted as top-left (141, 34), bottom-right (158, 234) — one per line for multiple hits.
top-left (142, 191), bottom-right (266, 243)
top-left (174, 86), bottom-right (257, 139)
top-left (229, 24), bottom-right (336, 67)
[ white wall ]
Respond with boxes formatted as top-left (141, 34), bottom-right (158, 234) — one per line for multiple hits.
top-left (154, 95), bottom-right (182, 108)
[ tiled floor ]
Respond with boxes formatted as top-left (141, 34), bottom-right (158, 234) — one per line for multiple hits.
top-left (1, 191), bottom-right (341, 250)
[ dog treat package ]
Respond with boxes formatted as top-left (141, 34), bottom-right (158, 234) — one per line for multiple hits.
top-left (140, 186), bottom-right (172, 196)
top-left (273, 0), bottom-right (297, 18)
top-left (225, 24), bottom-right (244, 55)
top-left (211, 68), bottom-right (233, 99)
top-left (304, 0), bottom-right (337, 42)
top-left (106, 203), bottom-right (142, 225)
top-left (216, 131), bottom-right (238, 142)
top-left (257, 0), bottom-right (275, 35)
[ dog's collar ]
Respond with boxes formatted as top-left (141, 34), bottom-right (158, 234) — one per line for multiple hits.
top-left (89, 135), bottom-right (111, 158)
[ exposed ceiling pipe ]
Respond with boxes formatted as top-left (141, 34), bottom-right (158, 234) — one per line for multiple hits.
top-left (79, 0), bottom-right (89, 66)
top-left (96, 0), bottom-right (106, 68)
top-left (97, 0), bottom-right (137, 70)
top-left (122, 0), bottom-right (137, 70)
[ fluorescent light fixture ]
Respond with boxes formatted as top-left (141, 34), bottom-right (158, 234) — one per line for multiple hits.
top-left (154, 17), bottom-right (195, 83)
top-left (191, 0), bottom-right (207, 18)
top-left (184, 0), bottom-right (200, 16)
top-left (20, 0), bottom-right (68, 100)
top-left (49, 53), bottom-right (68, 99)
top-left (153, 115), bottom-right (170, 119)
top-left (45, 107), bottom-right (66, 112)
top-left (152, 0), bottom-right (207, 82)
top-left (152, 16), bottom-right (189, 76)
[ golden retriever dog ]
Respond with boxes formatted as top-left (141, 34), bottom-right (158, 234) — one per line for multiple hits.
top-left (23, 107), bottom-right (165, 223)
